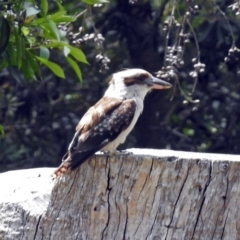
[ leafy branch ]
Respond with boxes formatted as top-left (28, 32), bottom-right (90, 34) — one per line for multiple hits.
top-left (0, 0), bottom-right (108, 83)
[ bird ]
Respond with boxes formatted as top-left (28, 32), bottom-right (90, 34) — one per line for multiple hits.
top-left (53, 68), bottom-right (172, 176)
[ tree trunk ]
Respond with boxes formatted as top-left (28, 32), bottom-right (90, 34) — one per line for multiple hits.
top-left (1, 149), bottom-right (240, 240)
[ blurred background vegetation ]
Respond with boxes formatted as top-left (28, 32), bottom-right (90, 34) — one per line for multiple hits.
top-left (1, 0), bottom-right (240, 172)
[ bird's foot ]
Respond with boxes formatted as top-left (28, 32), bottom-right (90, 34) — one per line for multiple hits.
top-left (96, 150), bottom-right (132, 156)
top-left (95, 150), bottom-right (113, 156)
top-left (100, 150), bottom-right (113, 156)
top-left (100, 150), bottom-right (121, 156)
top-left (119, 149), bottom-right (133, 155)
top-left (106, 150), bottom-right (133, 156)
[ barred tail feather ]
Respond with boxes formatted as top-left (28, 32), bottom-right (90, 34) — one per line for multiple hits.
top-left (53, 149), bottom-right (98, 177)
top-left (53, 161), bottom-right (71, 177)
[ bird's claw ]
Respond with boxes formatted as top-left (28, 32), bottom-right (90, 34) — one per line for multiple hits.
top-left (99, 150), bottom-right (113, 156)
top-left (119, 150), bottom-right (133, 155)
top-left (96, 150), bottom-right (133, 156)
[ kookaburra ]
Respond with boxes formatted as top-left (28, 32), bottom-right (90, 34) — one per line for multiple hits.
top-left (54, 69), bottom-right (172, 176)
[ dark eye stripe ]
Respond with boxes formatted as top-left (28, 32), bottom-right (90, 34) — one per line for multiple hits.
top-left (136, 74), bottom-right (148, 81)
top-left (124, 78), bottom-right (136, 86)
top-left (124, 73), bottom-right (150, 86)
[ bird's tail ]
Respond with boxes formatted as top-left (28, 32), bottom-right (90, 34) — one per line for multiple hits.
top-left (52, 152), bottom-right (72, 177)
top-left (52, 150), bottom-right (96, 177)
top-left (53, 161), bottom-right (70, 177)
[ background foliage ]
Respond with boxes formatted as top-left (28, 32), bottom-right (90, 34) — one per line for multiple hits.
top-left (1, 0), bottom-right (240, 172)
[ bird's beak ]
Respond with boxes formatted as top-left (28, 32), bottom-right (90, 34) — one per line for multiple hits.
top-left (146, 77), bottom-right (172, 90)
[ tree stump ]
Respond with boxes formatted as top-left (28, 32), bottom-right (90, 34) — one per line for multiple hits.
top-left (1, 149), bottom-right (240, 240)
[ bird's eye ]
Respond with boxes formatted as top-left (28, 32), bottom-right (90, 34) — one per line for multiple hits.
top-left (136, 74), bottom-right (147, 82)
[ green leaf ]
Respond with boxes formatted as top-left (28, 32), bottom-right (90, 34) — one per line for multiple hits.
top-left (21, 54), bottom-right (37, 80)
top-left (40, 46), bottom-right (50, 59)
top-left (53, 15), bottom-right (76, 23)
top-left (68, 46), bottom-right (88, 64)
top-left (0, 16), bottom-right (10, 55)
top-left (46, 21), bottom-right (60, 40)
top-left (16, 37), bottom-right (23, 69)
top-left (48, 11), bottom-right (66, 21)
top-left (24, 15), bottom-right (36, 24)
top-left (35, 56), bottom-right (65, 78)
top-left (25, 36), bottom-right (36, 46)
top-left (24, 3), bottom-right (40, 24)
top-left (33, 13), bottom-right (75, 25)
top-left (66, 56), bottom-right (82, 81)
top-left (32, 17), bottom-right (45, 25)
top-left (21, 26), bottom-right (30, 36)
top-left (14, 26), bottom-right (23, 69)
top-left (59, 29), bottom-right (67, 39)
top-left (41, 0), bottom-right (48, 15)
top-left (83, 0), bottom-right (108, 4)
top-left (63, 46), bottom-right (70, 57)
top-left (26, 6), bottom-right (40, 18)
top-left (0, 57), bottom-right (8, 70)
top-left (183, 128), bottom-right (195, 136)
top-left (55, 0), bottom-right (65, 11)
top-left (26, 50), bottom-right (40, 76)
top-left (42, 42), bottom-right (88, 64)
top-left (6, 42), bottom-right (17, 65)
top-left (0, 125), bottom-right (4, 137)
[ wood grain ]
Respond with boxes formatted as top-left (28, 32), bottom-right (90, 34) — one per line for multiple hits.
top-left (0, 149), bottom-right (240, 240)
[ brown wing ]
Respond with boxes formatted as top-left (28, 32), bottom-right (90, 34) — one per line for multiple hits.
top-left (53, 97), bottom-right (136, 176)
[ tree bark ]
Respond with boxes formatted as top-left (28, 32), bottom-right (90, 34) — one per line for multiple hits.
top-left (1, 149), bottom-right (240, 240)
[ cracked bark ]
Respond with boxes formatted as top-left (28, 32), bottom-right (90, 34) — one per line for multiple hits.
top-left (1, 149), bottom-right (240, 240)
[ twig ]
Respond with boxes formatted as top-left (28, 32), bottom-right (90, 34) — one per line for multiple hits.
top-left (213, 0), bottom-right (235, 47)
